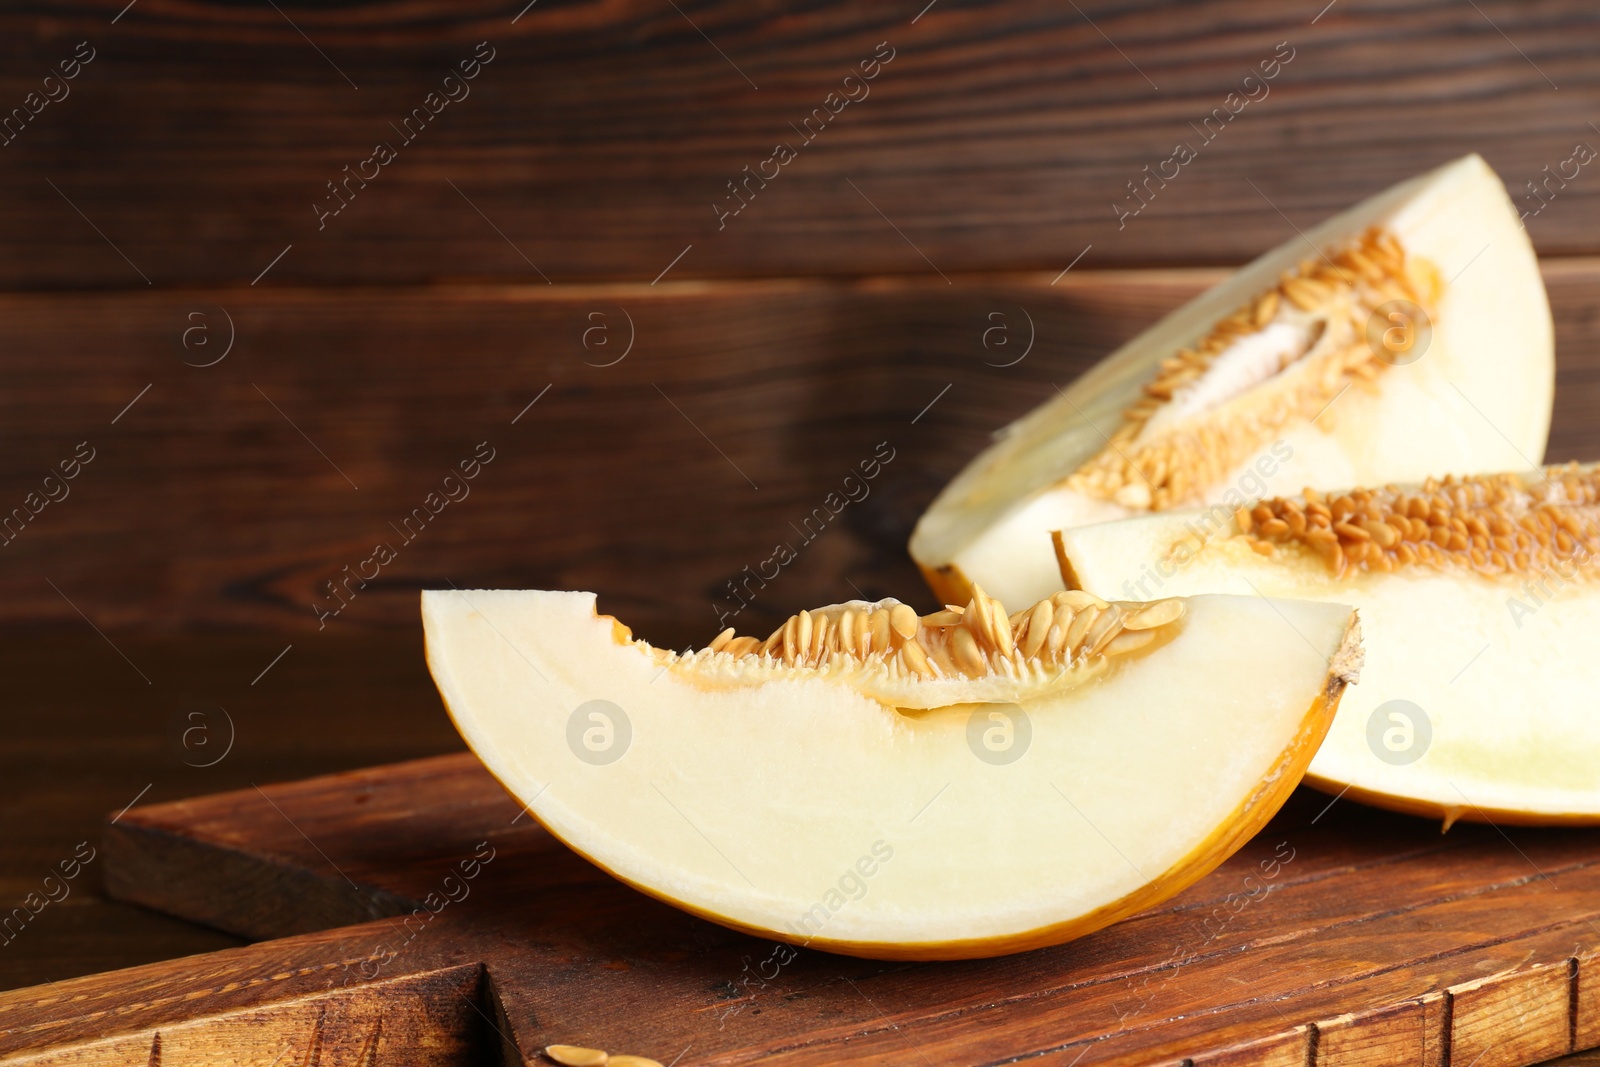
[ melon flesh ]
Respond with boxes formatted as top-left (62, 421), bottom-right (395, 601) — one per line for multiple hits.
top-left (1053, 468), bottom-right (1600, 824)
top-left (423, 588), bottom-right (1359, 959)
top-left (911, 154), bottom-right (1552, 609)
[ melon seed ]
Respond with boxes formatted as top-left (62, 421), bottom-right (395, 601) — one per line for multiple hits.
top-left (1057, 590), bottom-right (1106, 611)
top-left (900, 637), bottom-right (936, 679)
top-left (1023, 600), bottom-right (1054, 657)
top-left (1084, 606), bottom-right (1125, 657)
top-left (920, 609), bottom-right (965, 628)
top-left (889, 603), bottom-right (919, 640)
top-left (869, 609), bottom-right (891, 651)
top-left (1124, 599), bottom-right (1184, 631)
top-left (1064, 605), bottom-right (1098, 652)
top-left (950, 627), bottom-right (987, 675)
top-left (1106, 629), bottom-right (1156, 656)
top-left (989, 599), bottom-right (1015, 656)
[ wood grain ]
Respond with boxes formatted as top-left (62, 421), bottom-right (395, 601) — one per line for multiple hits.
top-left (1313, 996), bottom-right (1444, 1067)
top-left (0, 949), bottom-right (492, 1066)
top-left (1, 2), bottom-right (1599, 287)
top-left (1452, 961), bottom-right (1574, 1067)
top-left (0, 262), bottom-right (1591, 639)
top-left (0, 631), bottom-right (464, 993)
top-left (1188, 1028), bottom-right (1308, 1067)
top-left (5, 753), bottom-right (1597, 1065)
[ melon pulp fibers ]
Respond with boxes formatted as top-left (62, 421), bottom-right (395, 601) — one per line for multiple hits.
top-left (911, 154), bottom-right (1553, 610)
top-left (423, 587), bottom-right (1360, 960)
top-left (1053, 467), bottom-right (1600, 825)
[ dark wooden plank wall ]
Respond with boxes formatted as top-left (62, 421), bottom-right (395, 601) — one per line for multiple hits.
top-left (0, 273), bottom-right (1197, 642)
top-left (0, 0), bottom-right (1591, 640)
top-left (0, 0), bottom-right (1593, 638)
top-left (0, 0), bottom-right (1596, 288)
top-left (0, 268), bottom-right (1594, 646)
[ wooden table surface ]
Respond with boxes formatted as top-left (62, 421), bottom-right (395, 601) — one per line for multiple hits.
top-left (4, 0), bottom-right (1600, 1061)
top-left (10, 750), bottom-right (1596, 1065)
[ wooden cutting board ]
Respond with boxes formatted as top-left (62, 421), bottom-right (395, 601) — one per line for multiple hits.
top-left (4, 753), bottom-right (1600, 1067)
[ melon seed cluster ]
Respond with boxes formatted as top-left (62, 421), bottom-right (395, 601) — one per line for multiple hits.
top-left (1234, 467), bottom-right (1600, 579)
top-left (1067, 227), bottom-right (1438, 512)
top-left (706, 586), bottom-right (1185, 681)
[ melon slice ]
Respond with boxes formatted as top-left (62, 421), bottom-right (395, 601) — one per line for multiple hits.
top-left (1053, 466), bottom-right (1600, 825)
top-left (423, 586), bottom-right (1360, 959)
top-left (911, 154), bottom-right (1552, 609)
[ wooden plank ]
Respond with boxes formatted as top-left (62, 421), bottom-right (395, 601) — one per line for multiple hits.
top-left (1056, 923), bottom-right (1593, 1066)
top-left (0, 272), bottom-right (1183, 637)
top-left (335, 895), bottom-right (1600, 1064)
top-left (1573, 946), bottom-right (1600, 1050)
top-left (1100, 943), bottom-right (1540, 1067)
top-left (0, 261), bottom-right (1592, 635)
top-left (0, 923), bottom-right (488, 1060)
top-left (101, 810), bottom-right (421, 942)
top-left (587, 846), bottom-right (1600, 1062)
top-left (756, 923), bottom-right (1583, 1066)
top-left (1314, 995), bottom-right (1444, 1067)
top-left (1553, 1053), bottom-right (1600, 1067)
top-left (102, 754), bottom-right (593, 940)
top-left (2, 964), bottom-right (490, 1067)
top-left (66, 754), bottom-right (1600, 1066)
top-left (1190, 1027), bottom-right (1309, 1067)
top-left (1451, 961), bottom-right (1575, 1067)
top-left (1, 2), bottom-right (1598, 287)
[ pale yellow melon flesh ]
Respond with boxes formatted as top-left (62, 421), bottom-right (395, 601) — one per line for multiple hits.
top-left (912, 154), bottom-right (1552, 610)
top-left (1053, 468), bottom-right (1600, 824)
top-left (423, 588), bottom-right (1359, 959)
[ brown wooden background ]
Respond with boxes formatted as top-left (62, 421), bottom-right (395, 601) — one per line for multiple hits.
top-left (3, 0), bottom-right (1600, 1041)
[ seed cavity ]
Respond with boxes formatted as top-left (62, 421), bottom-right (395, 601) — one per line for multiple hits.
top-left (1232, 466), bottom-right (1600, 581)
top-left (1065, 228), bottom-right (1439, 512)
top-left (667, 586), bottom-right (1186, 709)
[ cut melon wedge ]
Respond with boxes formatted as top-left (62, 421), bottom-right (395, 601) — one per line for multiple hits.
top-left (912, 154), bottom-right (1552, 609)
top-left (1053, 466), bottom-right (1600, 825)
top-left (423, 586), bottom-right (1360, 959)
